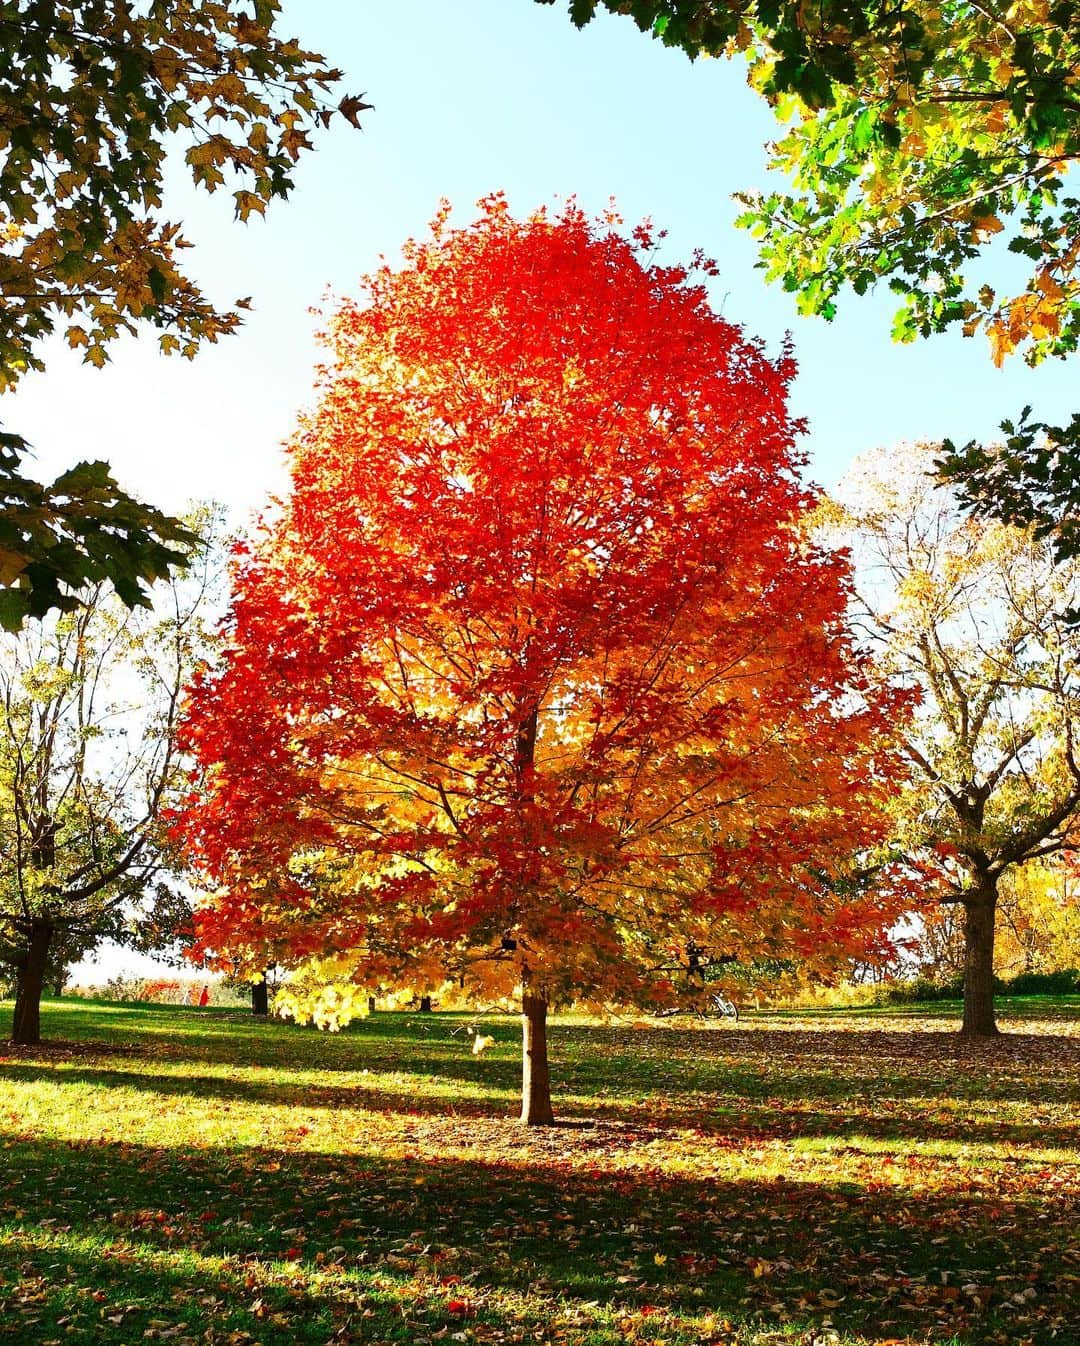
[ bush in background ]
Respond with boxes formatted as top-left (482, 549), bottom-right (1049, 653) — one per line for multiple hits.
top-left (882, 969), bottom-right (1078, 1003)
top-left (774, 967), bottom-right (1079, 1009)
top-left (1000, 969), bottom-right (1080, 996)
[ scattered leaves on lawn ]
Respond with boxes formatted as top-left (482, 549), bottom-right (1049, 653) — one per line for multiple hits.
top-left (0, 1000), bottom-right (1076, 1345)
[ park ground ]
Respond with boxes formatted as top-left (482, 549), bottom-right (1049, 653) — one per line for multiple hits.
top-left (0, 998), bottom-right (1077, 1346)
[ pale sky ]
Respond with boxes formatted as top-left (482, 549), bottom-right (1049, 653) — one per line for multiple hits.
top-left (10, 1), bottom-right (1078, 519)
top-left (10, 1), bottom-right (1073, 980)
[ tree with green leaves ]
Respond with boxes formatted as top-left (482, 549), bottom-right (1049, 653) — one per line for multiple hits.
top-left (0, 510), bottom-right (221, 1044)
top-left (0, 0), bottom-right (367, 624)
top-left (935, 407), bottom-right (1080, 566)
top-left (0, 437), bottom-right (194, 630)
top-left (545, 0), bottom-right (1080, 554)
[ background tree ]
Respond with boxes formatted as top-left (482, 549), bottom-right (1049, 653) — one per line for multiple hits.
top-left (0, 877), bottom-right (191, 996)
top-left (916, 856), bottom-right (1080, 980)
top-left (176, 200), bottom-right (908, 1125)
top-left (830, 441), bottom-right (1080, 1036)
top-left (996, 859), bottom-right (1080, 974)
top-left (0, 511), bottom-right (220, 1044)
top-left (0, 0), bottom-right (367, 622)
top-left (545, 1), bottom-right (1080, 555)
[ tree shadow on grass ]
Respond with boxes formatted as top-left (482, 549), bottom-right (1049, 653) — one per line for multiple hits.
top-left (0, 1057), bottom-right (1076, 1152)
top-left (15, 1004), bottom-right (1080, 1107)
top-left (8, 1005), bottom-right (1080, 1110)
top-left (0, 1135), bottom-right (1076, 1345)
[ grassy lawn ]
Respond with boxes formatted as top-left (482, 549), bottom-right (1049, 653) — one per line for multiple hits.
top-left (0, 999), bottom-right (1077, 1346)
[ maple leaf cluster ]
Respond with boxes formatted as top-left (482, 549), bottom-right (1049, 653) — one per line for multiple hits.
top-left (174, 198), bottom-right (910, 1022)
top-left (0, 0), bottom-right (367, 386)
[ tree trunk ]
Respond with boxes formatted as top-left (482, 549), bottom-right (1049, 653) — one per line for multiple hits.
top-left (961, 883), bottom-right (999, 1037)
top-left (419, 995), bottom-right (432, 1013)
top-left (251, 978), bottom-right (269, 1016)
top-left (11, 920), bottom-right (53, 1046)
top-left (520, 993), bottom-right (555, 1125)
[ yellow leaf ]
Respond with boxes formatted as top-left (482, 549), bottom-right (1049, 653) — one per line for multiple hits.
top-left (1036, 268), bottom-right (1066, 301)
top-left (234, 190), bottom-right (266, 222)
top-left (986, 104), bottom-right (1009, 135)
top-left (987, 319), bottom-right (1014, 366)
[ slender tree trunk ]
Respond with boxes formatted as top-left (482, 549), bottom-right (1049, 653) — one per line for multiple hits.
top-left (419, 995), bottom-right (432, 1013)
top-left (251, 978), bottom-right (269, 1016)
top-left (368, 995), bottom-right (376, 1014)
top-left (11, 920), bottom-right (53, 1046)
top-left (520, 992), bottom-right (554, 1125)
top-left (961, 881), bottom-right (999, 1038)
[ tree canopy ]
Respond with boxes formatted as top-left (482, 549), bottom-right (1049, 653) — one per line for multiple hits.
top-left (544, 1), bottom-right (1080, 555)
top-left (0, 438), bottom-right (193, 630)
top-left (550, 1), bottom-right (1080, 360)
top-left (175, 199), bottom-right (908, 1122)
top-left (936, 407), bottom-right (1080, 565)
top-left (0, 0), bottom-right (366, 622)
top-left (0, 0), bottom-right (367, 383)
top-left (828, 441), bottom-right (1080, 1035)
top-left (0, 509), bottom-right (221, 1043)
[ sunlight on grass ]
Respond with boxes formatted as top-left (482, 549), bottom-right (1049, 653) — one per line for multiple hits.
top-left (0, 999), bottom-right (1076, 1345)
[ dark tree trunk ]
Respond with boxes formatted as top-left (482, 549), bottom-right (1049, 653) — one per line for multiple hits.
top-left (961, 882), bottom-right (999, 1037)
top-left (368, 996), bottom-right (376, 1014)
top-left (12, 920), bottom-right (53, 1046)
top-left (51, 972), bottom-right (65, 997)
top-left (419, 995), bottom-right (432, 1013)
top-left (520, 993), bottom-right (554, 1125)
top-left (251, 978), bottom-right (269, 1016)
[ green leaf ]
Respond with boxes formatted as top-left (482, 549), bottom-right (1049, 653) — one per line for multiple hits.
top-left (851, 107), bottom-right (875, 153)
top-left (0, 587), bottom-right (29, 631)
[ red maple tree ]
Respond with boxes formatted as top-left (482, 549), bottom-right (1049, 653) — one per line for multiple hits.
top-left (175, 198), bottom-right (908, 1123)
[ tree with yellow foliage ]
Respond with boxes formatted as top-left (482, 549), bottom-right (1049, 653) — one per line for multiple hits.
top-left (830, 440), bottom-right (1080, 1036)
top-left (919, 857), bottom-right (1080, 979)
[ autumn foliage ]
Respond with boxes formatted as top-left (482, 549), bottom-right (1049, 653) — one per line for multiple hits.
top-left (175, 199), bottom-right (907, 1120)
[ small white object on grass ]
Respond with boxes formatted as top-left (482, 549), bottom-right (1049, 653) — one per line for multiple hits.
top-left (471, 1033), bottom-right (495, 1056)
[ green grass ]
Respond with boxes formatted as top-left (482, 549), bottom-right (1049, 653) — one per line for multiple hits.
top-left (1, 998), bottom-right (1077, 1346)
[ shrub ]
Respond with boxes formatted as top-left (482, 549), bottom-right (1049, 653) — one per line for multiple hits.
top-left (1003, 969), bottom-right (1080, 996)
top-left (884, 976), bottom-right (967, 1003)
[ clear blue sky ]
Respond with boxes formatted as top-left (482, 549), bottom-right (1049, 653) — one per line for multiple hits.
top-left (9, 0), bottom-right (1078, 527)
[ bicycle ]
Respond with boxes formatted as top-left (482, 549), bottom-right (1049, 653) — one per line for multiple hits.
top-left (705, 991), bottom-right (739, 1021)
top-left (654, 991), bottom-right (739, 1022)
